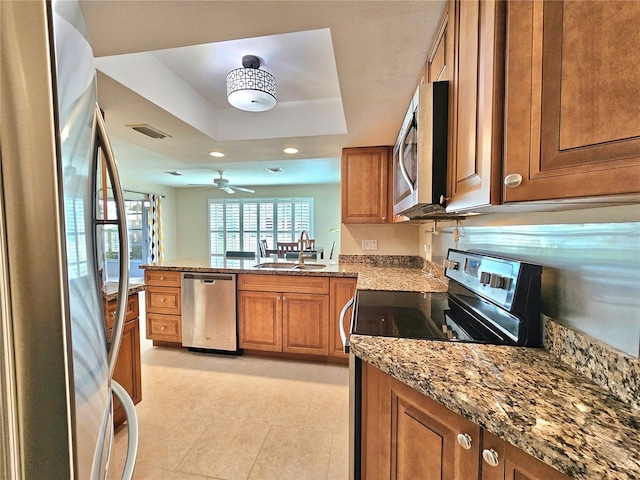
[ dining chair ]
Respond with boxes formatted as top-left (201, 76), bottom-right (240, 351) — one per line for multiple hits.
top-left (329, 240), bottom-right (337, 260)
top-left (305, 238), bottom-right (316, 250)
top-left (259, 239), bottom-right (268, 257)
top-left (277, 241), bottom-right (298, 258)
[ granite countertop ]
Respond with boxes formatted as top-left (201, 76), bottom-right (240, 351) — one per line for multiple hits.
top-left (351, 336), bottom-right (640, 480)
top-left (103, 278), bottom-right (146, 302)
top-left (140, 256), bottom-right (449, 293)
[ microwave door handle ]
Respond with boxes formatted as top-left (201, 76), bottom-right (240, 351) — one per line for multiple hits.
top-left (398, 118), bottom-right (416, 193)
top-left (339, 296), bottom-right (355, 354)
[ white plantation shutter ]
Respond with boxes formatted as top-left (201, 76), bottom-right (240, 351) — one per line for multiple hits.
top-left (208, 197), bottom-right (313, 259)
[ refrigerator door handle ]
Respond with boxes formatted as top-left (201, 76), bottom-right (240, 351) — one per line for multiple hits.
top-left (93, 104), bottom-right (130, 379)
top-left (339, 296), bottom-right (355, 354)
top-left (111, 380), bottom-right (139, 480)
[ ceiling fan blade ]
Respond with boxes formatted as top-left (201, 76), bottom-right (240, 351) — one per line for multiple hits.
top-left (222, 186), bottom-right (235, 194)
top-left (228, 185), bottom-right (255, 194)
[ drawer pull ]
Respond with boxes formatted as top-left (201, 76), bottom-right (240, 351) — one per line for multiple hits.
top-left (160, 326), bottom-right (166, 331)
top-left (482, 449), bottom-right (500, 467)
top-left (160, 298), bottom-right (166, 302)
top-left (457, 433), bottom-right (472, 450)
top-left (160, 276), bottom-right (165, 280)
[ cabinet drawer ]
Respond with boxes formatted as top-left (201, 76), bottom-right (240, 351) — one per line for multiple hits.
top-left (105, 294), bottom-right (139, 330)
top-left (146, 313), bottom-right (181, 342)
top-left (144, 270), bottom-right (182, 287)
top-left (238, 274), bottom-right (329, 294)
top-left (146, 286), bottom-right (182, 314)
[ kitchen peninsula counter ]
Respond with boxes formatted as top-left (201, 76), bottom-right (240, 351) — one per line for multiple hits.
top-left (140, 256), bottom-right (449, 293)
top-left (350, 335), bottom-right (640, 480)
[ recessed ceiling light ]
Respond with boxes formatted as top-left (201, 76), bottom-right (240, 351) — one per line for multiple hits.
top-left (209, 151), bottom-right (225, 157)
top-left (283, 147), bottom-right (299, 154)
top-left (266, 167), bottom-right (285, 173)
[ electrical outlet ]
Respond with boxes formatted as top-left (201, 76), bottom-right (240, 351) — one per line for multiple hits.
top-left (362, 239), bottom-right (378, 251)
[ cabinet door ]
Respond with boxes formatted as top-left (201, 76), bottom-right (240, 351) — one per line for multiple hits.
top-left (238, 290), bottom-right (282, 352)
top-left (362, 362), bottom-right (480, 480)
top-left (503, 1), bottom-right (640, 202)
top-left (112, 319), bottom-right (142, 427)
top-left (481, 432), bottom-right (570, 480)
top-left (329, 278), bottom-right (357, 358)
top-left (342, 147), bottom-right (391, 224)
top-left (447, 0), bottom-right (504, 212)
top-left (282, 293), bottom-right (329, 356)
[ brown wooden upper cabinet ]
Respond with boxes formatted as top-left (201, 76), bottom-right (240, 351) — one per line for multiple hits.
top-left (446, 0), bottom-right (505, 213)
top-left (341, 146), bottom-right (392, 224)
top-left (502, 0), bottom-right (640, 202)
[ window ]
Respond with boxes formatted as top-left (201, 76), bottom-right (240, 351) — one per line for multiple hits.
top-left (209, 198), bottom-right (313, 261)
top-left (103, 199), bottom-right (150, 280)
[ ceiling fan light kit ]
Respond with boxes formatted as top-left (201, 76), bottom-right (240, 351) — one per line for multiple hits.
top-left (227, 55), bottom-right (277, 112)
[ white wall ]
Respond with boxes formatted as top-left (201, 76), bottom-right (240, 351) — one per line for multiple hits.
top-left (176, 184), bottom-right (341, 258)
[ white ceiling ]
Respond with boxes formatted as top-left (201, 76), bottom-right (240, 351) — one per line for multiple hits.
top-left (80, 0), bottom-right (446, 190)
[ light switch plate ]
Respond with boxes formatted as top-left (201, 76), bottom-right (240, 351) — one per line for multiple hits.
top-left (362, 239), bottom-right (378, 251)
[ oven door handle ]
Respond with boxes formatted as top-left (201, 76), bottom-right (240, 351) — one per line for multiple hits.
top-left (339, 296), bottom-right (355, 354)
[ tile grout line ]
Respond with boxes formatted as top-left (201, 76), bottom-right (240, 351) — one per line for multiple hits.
top-left (245, 424), bottom-right (274, 480)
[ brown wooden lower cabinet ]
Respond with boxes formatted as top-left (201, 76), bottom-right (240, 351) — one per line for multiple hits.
top-left (105, 293), bottom-right (142, 428)
top-left (111, 317), bottom-right (141, 427)
top-left (361, 361), bottom-right (570, 480)
top-left (238, 274), bottom-right (332, 357)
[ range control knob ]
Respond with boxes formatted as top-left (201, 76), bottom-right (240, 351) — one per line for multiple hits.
top-left (479, 271), bottom-right (491, 285)
top-left (489, 274), bottom-right (505, 289)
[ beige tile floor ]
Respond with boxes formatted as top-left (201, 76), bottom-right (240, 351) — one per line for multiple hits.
top-left (109, 293), bottom-right (350, 480)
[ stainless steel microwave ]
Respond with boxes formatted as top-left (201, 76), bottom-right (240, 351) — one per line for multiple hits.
top-left (392, 81), bottom-right (448, 219)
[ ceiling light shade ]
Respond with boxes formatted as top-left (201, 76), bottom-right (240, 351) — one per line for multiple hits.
top-left (227, 55), bottom-right (277, 112)
top-left (283, 147), bottom-right (299, 154)
top-left (209, 151), bottom-right (225, 157)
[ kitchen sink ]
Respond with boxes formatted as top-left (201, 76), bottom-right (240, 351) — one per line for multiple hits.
top-left (254, 262), bottom-right (326, 270)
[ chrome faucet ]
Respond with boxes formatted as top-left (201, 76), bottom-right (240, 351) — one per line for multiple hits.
top-left (298, 230), bottom-right (310, 265)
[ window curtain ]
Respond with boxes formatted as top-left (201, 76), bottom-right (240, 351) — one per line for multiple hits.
top-left (148, 194), bottom-right (164, 264)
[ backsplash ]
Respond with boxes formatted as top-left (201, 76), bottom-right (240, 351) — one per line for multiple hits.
top-left (431, 221), bottom-right (640, 357)
top-left (545, 317), bottom-right (640, 410)
top-left (338, 254), bottom-right (424, 269)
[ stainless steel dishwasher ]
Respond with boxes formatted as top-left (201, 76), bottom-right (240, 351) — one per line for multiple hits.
top-left (182, 273), bottom-right (238, 353)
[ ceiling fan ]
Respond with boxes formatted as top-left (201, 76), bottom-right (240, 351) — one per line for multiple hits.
top-left (211, 170), bottom-right (255, 194)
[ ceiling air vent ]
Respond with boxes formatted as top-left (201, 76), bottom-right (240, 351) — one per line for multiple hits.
top-left (266, 167), bottom-right (285, 173)
top-left (126, 124), bottom-right (172, 139)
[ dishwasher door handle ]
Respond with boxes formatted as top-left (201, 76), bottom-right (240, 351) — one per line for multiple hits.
top-left (184, 273), bottom-right (234, 282)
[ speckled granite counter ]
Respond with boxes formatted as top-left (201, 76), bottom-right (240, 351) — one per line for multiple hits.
top-left (350, 335), bottom-right (640, 480)
top-left (103, 279), bottom-right (146, 301)
top-left (140, 256), bottom-right (449, 293)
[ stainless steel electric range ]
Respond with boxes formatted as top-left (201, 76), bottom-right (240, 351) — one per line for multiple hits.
top-left (346, 249), bottom-right (543, 350)
top-left (347, 249), bottom-right (543, 480)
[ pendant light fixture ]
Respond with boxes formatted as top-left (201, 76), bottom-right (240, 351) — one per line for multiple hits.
top-left (226, 55), bottom-right (277, 112)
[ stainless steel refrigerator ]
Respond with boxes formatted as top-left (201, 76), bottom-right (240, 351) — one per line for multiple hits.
top-left (0, 0), bottom-right (138, 478)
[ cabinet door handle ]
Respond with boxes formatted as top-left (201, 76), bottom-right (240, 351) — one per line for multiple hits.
top-left (276, 296), bottom-right (281, 301)
top-left (504, 173), bottom-right (523, 188)
top-left (282, 295), bottom-right (286, 301)
top-left (456, 433), bottom-right (472, 450)
top-left (482, 449), bottom-right (500, 467)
